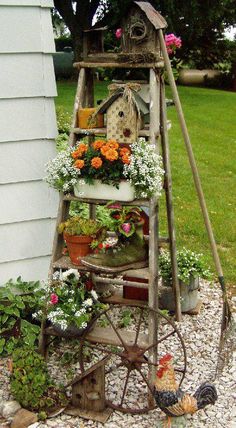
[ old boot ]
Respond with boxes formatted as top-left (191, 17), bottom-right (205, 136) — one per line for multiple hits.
top-left (81, 222), bottom-right (148, 273)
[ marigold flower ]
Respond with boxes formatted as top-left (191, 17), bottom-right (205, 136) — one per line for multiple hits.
top-left (93, 139), bottom-right (106, 150)
top-left (71, 149), bottom-right (81, 159)
top-left (91, 157), bottom-right (103, 169)
top-left (122, 154), bottom-right (130, 164)
top-left (74, 159), bottom-right (85, 169)
top-left (78, 142), bottom-right (88, 153)
top-left (107, 139), bottom-right (119, 150)
top-left (105, 149), bottom-right (119, 161)
top-left (100, 144), bottom-right (109, 156)
top-left (119, 147), bottom-right (131, 157)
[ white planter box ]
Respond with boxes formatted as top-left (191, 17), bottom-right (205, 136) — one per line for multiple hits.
top-left (74, 179), bottom-right (135, 201)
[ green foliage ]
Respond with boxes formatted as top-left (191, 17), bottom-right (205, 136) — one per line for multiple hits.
top-left (70, 202), bottom-right (117, 231)
top-left (10, 346), bottom-right (68, 412)
top-left (159, 249), bottom-right (212, 284)
top-left (58, 215), bottom-right (106, 237)
top-left (55, 106), bottom-right (71, 151)
top-left (119, 309), bottom-right (133, 328)
top-left (0, 278), bottom-right (43, 356)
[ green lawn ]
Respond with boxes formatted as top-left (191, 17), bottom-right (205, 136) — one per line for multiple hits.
top-left (55, 81), bottom-right (236, 293)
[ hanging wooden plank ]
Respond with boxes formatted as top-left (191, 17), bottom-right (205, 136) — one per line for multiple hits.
top-left (159, 76), bottom-right (182, 322)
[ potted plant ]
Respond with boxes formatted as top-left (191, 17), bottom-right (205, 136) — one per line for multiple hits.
top-left (159, 248), bottom-right (211, 312)
top-left (35, 269), bottom-right (107, 337)
top-left (81, 202), bottom-right (148, 272)
top-left (45, 138), bottom-right (164, 201)
top-left (58, 216), bottom-right (106, 265)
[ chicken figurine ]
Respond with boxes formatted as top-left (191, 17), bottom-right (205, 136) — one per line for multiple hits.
top-left (154, 354), bottom-right (217, 427)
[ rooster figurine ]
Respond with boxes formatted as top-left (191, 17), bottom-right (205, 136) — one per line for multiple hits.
top-left (153, 354), bottom-right (217, 427)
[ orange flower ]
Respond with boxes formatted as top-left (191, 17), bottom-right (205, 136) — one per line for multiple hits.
top-left (122, 154), bottom-right (130, 164)
top-left (100, 144), bottom-right (109, 156)
top-left (93, 139), bottom-right (105, 150)
top-left (74, 159), bottom-right (85, 169)
top-left (78, 142), bottom-right (88, 153)
top-left (105, 149), bottom-right (119, 162)
top-left (71, 149), bottom-right (81, 159)
top-left (107, 139), bottom-right (119, 150)
top-left (91, 157), bottom-right (103, 169)
top-left (119, 147), bottom-right (131, 157)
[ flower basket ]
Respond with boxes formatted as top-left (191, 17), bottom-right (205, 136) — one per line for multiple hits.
top-left (53, 317), bottom-right (96, 338)
top-left (64, 232), bottom-right (93, 265)
top-left (74, 179), bottom-right (135, 201)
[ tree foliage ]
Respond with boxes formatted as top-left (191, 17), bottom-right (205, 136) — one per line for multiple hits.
top-left (54, 0), bottom-right (236, 66)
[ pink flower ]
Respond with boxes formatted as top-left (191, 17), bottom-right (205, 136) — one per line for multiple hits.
top-left (115, 28), bottom-right (122, 39)
top-left (165, 33), bottom-right (182, 55)
top-left (50, 293), bottom-right (58, 305)
top-left (121, 223), bottom-right (131, 234)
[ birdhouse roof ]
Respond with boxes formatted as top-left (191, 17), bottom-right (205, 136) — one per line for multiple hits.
top-left (134, 1), bottom-right (167, 29)
top-left (70, 356), bottom-right (110, 386)
top-left (97, 88), bottom-right (149, 116)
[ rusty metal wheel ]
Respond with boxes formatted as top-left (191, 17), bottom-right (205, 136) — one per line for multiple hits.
top-left (79, 303), bottom-right (187, 414)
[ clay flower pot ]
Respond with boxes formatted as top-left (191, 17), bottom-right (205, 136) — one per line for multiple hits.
top-left (64, 232), bottom-right (93, 265)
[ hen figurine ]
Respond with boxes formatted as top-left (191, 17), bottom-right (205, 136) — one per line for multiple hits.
top-left (153, 354), bottom-right (217, 427)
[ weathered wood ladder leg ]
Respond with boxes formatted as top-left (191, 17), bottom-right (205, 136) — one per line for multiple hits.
top-left (147, 68), bottom-right (160, 406)
top-left (159, 74), bottom-right (182, 322)
top-left (40, 68), bottom-right (89, 355)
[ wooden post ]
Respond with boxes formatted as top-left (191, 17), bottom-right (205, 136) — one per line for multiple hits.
top-left (49, 195), bottom-right (70, 276)
top-left (69, 68), bottom-right (86, 146)
top-left (159, 76), bottom-right (182, 322)
top-left (148, 68), bottom-right (160, 405)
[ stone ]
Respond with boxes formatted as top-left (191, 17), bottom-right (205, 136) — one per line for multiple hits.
top-left (2, 402), bottom-right (21, 419)
top-left (156, 416), bottom-right (187, 427)
top-left (28, 424), bottom-right (40, 428)
top-left (10, 409), bottom-right (38, 428)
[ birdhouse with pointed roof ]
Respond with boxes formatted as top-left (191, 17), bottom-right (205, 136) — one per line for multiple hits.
top-left (120, 1), bottom-right (167, 61)
top-left (96, 83), bottom-right (148, 144)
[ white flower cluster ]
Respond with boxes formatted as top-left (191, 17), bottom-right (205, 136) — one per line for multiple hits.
top-left (123, 139), bottom-right (165, 199)
top-left (62, 269), bottom-right (80, 281)
top-left (45, 146), bottom-right (79, 192)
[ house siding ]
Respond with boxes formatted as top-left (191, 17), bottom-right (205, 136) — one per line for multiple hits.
top-left (0, 1), bottom-right (58, 284)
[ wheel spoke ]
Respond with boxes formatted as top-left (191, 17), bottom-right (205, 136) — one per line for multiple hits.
top-left (134, 308), bottom-right (144, 345)
top-left (105, 312), bottom-right (129, 351)
top-left (135, 366), bottom-right (154, 394)
top-left (120, 367), bottom-right (131, 406)
top-left (144, 329), bottom-right (176, 353)
top-left (85, 343), bottom-right (123, 358)
top-left (105, 361), bottom-right (124, 375)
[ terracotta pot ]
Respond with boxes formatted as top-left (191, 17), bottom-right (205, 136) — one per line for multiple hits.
top-left (64, 233), bottom-right (93, 265)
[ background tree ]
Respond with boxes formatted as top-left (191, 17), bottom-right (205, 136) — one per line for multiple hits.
top-left (54, 0), bottom-right (236, 67)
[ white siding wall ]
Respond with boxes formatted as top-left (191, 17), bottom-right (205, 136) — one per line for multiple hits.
top-left (0, 0), bottom-right (59, 284)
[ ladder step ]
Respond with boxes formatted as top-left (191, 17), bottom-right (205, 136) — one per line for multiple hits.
top-left (63, 194), bottom-right (150, 207)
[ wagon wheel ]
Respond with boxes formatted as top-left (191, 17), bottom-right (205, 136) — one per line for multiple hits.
top-left (79, 303), bottom-right (187, 414)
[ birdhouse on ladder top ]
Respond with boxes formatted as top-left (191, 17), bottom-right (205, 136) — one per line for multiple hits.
top-left (120, 1), bottom-right (167, 58)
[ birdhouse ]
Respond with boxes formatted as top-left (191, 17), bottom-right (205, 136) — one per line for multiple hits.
top-left (120, 1), bottom-right (167, 61)
top-left (67, 357), bottom-right (112, 423)
top-left (82, 26), bottom-right (107, 59)
top-left (96, 83), bottom-right (148, 144)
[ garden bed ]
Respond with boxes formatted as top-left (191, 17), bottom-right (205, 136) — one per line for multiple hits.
top-left (0, 280), bottom-right (235, 428)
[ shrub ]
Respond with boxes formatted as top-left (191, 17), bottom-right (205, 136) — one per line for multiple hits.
top-left (10, 346), bottom-right (68, 412)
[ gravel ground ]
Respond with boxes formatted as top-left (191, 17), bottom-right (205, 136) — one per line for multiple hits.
top-left (0, 281), bottom-right (236, 428)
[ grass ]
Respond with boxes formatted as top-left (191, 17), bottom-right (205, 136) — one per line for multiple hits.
top-left (55, 80), bottom-right (236, 293)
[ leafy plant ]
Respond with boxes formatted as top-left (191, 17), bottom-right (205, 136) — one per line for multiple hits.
top-left (10, 346), bottom-right (68, 412)
top-left (0, 278), bottom-right (43, 356)
top-left (119, 309), bottom-right (133, 328)
top-left (58, 216), bottom-right (106, 238)
top-left (159, 248), bottom-right (212, 284)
